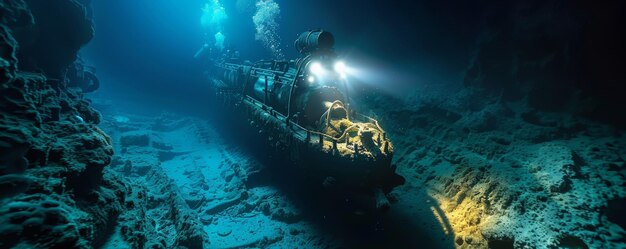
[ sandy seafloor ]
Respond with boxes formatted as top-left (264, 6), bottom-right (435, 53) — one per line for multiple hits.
top-left (95, 105), bottom-right (335, 248)
top-left (92, 84), bottom-right (626, 249)
top-left (93, 99), bottom-right (456, 249)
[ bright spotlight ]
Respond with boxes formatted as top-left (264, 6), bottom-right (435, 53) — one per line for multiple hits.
top-left (307, 76), bottom-right (315, 83)
top-left (309, 62), bottom-right (324, 75)
top-left (334, 61), bottom-right (347, 74)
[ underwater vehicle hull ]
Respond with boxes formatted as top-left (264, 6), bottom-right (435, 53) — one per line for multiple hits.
top-left (212, 86), bottom-right (404, 210)
top-left (204, 30), bottom-right (405, 210)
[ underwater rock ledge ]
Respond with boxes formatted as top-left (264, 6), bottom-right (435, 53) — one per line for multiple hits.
top-left (0, 1), bottom-right (206, 248)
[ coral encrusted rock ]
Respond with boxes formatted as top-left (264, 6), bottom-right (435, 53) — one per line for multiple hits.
top-left (0, 1), bottom-right (132, 248)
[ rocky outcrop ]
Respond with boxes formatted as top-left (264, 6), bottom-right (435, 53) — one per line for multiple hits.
top-left (0, 1), bottom-right (134, 248)
top-left (0, 59), bottom-right (123, 249)
top-left (1, 1), bottom-right (210, 248)
top-left (13, 0), bottom-right (94, 78)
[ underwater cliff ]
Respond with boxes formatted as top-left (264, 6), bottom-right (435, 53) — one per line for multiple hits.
top-left (0, 1), bottom-right (204, 248)
top-left (0, 0), bottom-right (625, 249)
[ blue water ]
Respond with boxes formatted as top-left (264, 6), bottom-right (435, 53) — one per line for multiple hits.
top-left (74, 1), bottom-right (626, 248)
top-left (81, 2), bottom-right (482, 247)
top-left (83, 0), bottom-right (486, 113)
top-left (3, 0), bottom-right (626, 248)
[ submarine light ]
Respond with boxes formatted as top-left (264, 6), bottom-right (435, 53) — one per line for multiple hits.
top-left (307, 75), bottom-right (315, 83)
top-left (334, 61), bottom-right (347, 74)
top-left (309, 61), bottom-right (324, 76)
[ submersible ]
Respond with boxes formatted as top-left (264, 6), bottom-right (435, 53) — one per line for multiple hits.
top-left (202, 30), bottom-right (405, 210)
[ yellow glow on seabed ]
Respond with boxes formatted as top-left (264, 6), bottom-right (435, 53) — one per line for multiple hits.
top-left (428, 188), bottom-right (492, 248)
top-left (431, 205), bottom-right (451, 235)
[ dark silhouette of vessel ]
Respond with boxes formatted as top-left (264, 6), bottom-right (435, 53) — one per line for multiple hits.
top-left (202, 30), bottom-right (405, 210)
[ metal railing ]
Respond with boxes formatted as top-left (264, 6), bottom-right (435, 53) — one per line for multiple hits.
top-left (216, 60), bottom-right (388, 151)
top-left (244, 95), bottom-right (387, 149)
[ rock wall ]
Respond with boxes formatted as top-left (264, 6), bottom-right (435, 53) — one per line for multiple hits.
top-left (0, 1), bottom-right (205, 248)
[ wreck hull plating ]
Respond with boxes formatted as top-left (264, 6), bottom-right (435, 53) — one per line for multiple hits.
top-left (204, 30), bottom-right (404, 209)
top-left (211, 85), bottom-right (404, 209)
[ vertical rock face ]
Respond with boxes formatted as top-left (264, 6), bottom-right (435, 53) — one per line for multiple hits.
top-left (15, 0), bottom-right (95, 78)
top-left (0, 2), bottom-right (207, 248)
top-left (0, 1), bottom-right (124, 248)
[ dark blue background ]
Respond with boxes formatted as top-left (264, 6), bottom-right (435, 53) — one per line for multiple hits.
top-left (83, 0), bottom-right (487, 110)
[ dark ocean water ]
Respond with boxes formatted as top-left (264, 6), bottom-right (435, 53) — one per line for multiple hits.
top-left (29, 0), bottom-right (625, 248)
top-left (83, 0), bottom-right (626, 121)
top-left (82, 0), bottom-right (491, 113)
top-left (79, 2), bottom-right (491, 248)
top-left (3, 0), bottom-right (626, 248)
